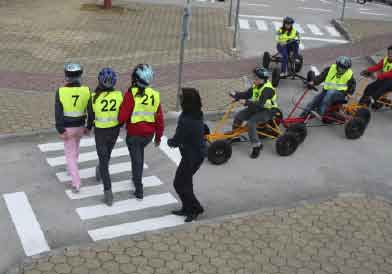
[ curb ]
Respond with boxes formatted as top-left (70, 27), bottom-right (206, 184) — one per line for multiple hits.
top-left (331, 19), bottom-right (352, 42)
top-left (5, 191), bottom-right (392, 274)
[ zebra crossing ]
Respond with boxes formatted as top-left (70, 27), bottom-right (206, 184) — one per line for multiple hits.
top-left (35, 136), bottom-right (184, 243)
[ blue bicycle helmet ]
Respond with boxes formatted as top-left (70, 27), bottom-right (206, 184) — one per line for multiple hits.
top-left (336, 56), bottom-right (352, 70)
top-left (98, 68), bottom-right (117, 89)
top-left (132, 64), bottom-right (154, 88)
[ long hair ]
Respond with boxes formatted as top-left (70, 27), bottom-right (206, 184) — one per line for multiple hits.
top-left (93, 85), bottom-right (114, 104)
top-left (180, 87), bottom-right (203, 119)
top-left (280, 25), bottom-right (293, 35)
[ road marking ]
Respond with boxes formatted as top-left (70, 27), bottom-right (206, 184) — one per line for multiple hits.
top-left (76, 193), bottom-right (178, 220)
top-left (301, 36), bottom-right (347, 43)
top-left (88, 215), bottom-right (185, 241)
top-left (320, 0), bottom-right (332, 4)
top-left (245, 3), bottom-right (270, 7)
top-left (255, 20), bottom-right (268, 31)
top-left (307, 24), bottom-right (323, 36)
top-left (46, 147), bottom-right (129, 167)
top-left (325, 26), bottom-right (341, 37)
top-left (3, 192), bottom-right (50, 256)
top-left (294, 23), bottom-right (304, 34)
top-left (56, 161), bottom-right (147, 182)
top-left (359, 11), bottom-right (388, 16)
top-left (299, 43), bottom-right (305, 50)
top-left (38, 137), bottom-right (123, 152)
top-left (272, 21), bottom-right (281, 30)
top-left (239, 19), bottom-right (251, 30)
top-left (65, 176), bottom-right (163, 200)
top-left (310, 65), bottom-right (320, 75)
top-left (300, 7), bottom-right (332, 12)
top-left (239, 14), bottom-right (283, 20)
top-left (159, 136), bottom-right (181, 166)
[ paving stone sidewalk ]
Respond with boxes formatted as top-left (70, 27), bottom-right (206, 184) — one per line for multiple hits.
top-left (10, 196), bottom-right (392, 274)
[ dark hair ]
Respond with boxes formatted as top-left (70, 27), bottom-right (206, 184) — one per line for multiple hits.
top-left (280, 25), bottom-right (293, 36)
top-left (93, 85), bottom-right (114, 104)
top-left (180, 87), bottom-right (202, 117)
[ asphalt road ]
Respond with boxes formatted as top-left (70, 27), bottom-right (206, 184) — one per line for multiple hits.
top-left (2, 56), bottom-right (392, 273)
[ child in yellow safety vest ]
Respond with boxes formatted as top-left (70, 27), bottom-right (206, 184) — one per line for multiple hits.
top-left (87, 68), bottom-right (123, 206)
top-left (55, 63), bottom-right (93, 193)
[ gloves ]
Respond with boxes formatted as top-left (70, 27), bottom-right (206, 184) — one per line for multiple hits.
top-left (360, 70), bottom-right (371, 77)
top-left (229, 91), bottom-right (237, 99)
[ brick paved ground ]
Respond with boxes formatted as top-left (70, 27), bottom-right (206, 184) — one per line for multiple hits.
top-left (10, 196), bottom-right (392, 274)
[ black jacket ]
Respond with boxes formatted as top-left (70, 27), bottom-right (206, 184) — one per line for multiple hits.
top-left (234, 84), bottom-right (275, 113)
top-left (55, 83), bottom-right (93, 134)
top-left (315, 66), bottom-right (356, 95)
top-left (168, 112), bottom-right (207, 160)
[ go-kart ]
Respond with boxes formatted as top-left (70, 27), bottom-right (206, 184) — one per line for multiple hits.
top-left (261, 40), bottom-right (306, 87)
top-left (283, 71), bottom-right (371, 140)
top-left (205, 100), bottom-right (307, 165)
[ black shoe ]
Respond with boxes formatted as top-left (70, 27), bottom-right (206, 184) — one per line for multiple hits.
top-left (133, 187), bottom-right (143, 200)
top-left (171, 209), bottom-right (187, 216)
top-left (184, 212), bottom-right (200, 223)
top-left (250, 144), bottom-right (263, 159)
top-left (104, 190), bottom-right (113, 206)
top-left (95, 166), bottom-right (101, 182)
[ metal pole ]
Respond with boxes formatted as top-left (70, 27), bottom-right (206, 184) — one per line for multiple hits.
top-left (232, 0), bottom-right (241, 49)
top-left (176, 6), bottom-right (191, 111)
top-left (228, 0), bottom-right (234, 26)
top-left (340, 0), bottom-right (346, 21)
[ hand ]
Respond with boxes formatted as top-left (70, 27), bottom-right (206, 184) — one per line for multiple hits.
top-left (229, 91), bottom-right (237, 98)
top-left (83, 128), bottom-right (91, 136)
top-left (360, 70), bottom-right (371, 77)
top-left (59, 132), bottom-right (68, 140)
top-left (167, 138), bottom-right (175, 148)
top-left (154, 139), bottom-right (161, 147)
top-left (306, 81), bottom-right (315, 89)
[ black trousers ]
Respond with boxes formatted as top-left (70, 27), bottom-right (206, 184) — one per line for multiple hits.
top-left (173, 155), bottom-right (204, 214)
top-left (359, 79), bottom-right (392, 104)
top-left (95, 126), bottom-right (120, 191)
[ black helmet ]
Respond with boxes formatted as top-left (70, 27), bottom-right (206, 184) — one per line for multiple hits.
top-left (283, 16), bottom-right (295, 25)
top-left (64, 63), bottom-right (83, 78)
top-left (336, 56), bottom-right (352, 70)
top-left (388, 45), bottom-right (392, 51)
top-left (254, 67), bottom-right (269, 79)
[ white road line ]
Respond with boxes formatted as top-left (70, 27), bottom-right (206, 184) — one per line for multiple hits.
top-left (3, 192), bottom-right (50, 256)
top-left (88, 215), bottom-right (185, 241)
top-left (299, 43), bottom-right (305, 50)
top-left (239, 14), bottom-right (283, 20)
top-left (56, 161), bottom-right (147, 182)
top-left (294, 23), bottom-right (304, 34)
top-left (300, 7), bottom-right (332, 12)
top-left (307, 24), bottom-right (323, 36)
top-left (47, 147), bottom-right (129, 167)
top-left (300, 36), bottom-right (348, 43)
top-left (310, 65), bottom-right (320, 75)
top-left (65, 176), bottom-right (163, 200)
top-left (159, 136), bottom-right (181, 166)
top-left (359, 11), bottom-right (388, 16)
top-left (320, 0), bottom-right (332, 4)
top-left (255, 20), bottom-right (268, 31)
top-left (38, 138), bottom-right (123, 152)
top-left (239, 19), bottom-right (251, 30)
top-left (272, 21), bottom-right (281, 30)
top-left (245, 3), bottom-right (270, 7)
top-left (77, 193), bottom-right (178, 220)
top-left (325, 26), bottom-right (341, 37)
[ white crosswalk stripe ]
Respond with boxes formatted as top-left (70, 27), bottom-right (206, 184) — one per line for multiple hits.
top-left (325, 26), bottom-right (341, 37)
top-left (255, 20), bottom-right (268, 31)
top-left (36, 135), bottom-right (185, 242)
top-left (294, 23), bottom-right (304, 34)
top-left (306, 24), bottom-right (323, 36)
top-left (239, 19), bottom-right (250, 30)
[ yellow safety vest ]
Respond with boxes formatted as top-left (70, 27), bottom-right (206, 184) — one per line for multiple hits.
top-left (130, 87), bottom-right (160, 124)
top-left (251, 81), bottom-right (278, 109)
top-left (323, 64), bottom-right (353, 92)
top-left (276, 28), bottom-right (298, 44)
top-left (92, 91), bottom-right (123, 128)
top-left (59, 86), bottom-right (90, 118)
top-left (383, 57), bottom-right (392, 73)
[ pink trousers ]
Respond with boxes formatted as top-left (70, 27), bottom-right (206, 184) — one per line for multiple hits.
top-left (63, 127), bottom-right (85, 188)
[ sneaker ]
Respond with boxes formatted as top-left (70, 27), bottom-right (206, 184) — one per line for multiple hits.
top-left (250, 144), bottom-right (263, 159)
top-left (134, 187), bottom-right (143, 201)
top-left (72, 185), bottom-right (80, 194)
top-left (171, 209), bottom-right (187, 216)
top-left (280, 72), bottom-right (288, 77)
top-left (95, 166), bottom-right (101, 182)
top-left (104, 190), bottom-right (113, 206)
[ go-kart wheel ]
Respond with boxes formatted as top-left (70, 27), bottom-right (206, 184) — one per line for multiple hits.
top-left (208, 140), bottom-right (232, 165)
top-left (307, 70), bottom-right (316, 82)
top-left (276, 132), bottom-right (299, 156)
top-left (345, 117), bottom-right (366, 139)
top-left (272, 67), bottom-right (281, 88)
top-left (355, 108), bottom-right (371, 125)
top-left (294, 54), bottom-right (304, 73)
top-left (262, 52), bottom-right (271, 69)
top-left (371, 102), bottom-right (383, 110)
top-left (287, 123), bottom-right (307, 144)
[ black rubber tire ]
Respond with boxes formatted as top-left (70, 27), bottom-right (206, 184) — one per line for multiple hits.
top-left (345, 117), bottom-right (366, 139)
top-left (287, 123), bottom-right (307, 144)
top-left (208, 140), bottom-right (232, 165)
top-left (294, 54), bottom-right (304, 73)
top-left (272, 67), bottom-right (281, 88)
top-left (307, 70), bottom-right (316, 82)
top-left (262, 52), bottom-right (271, 69)
top-left (355, 108), bottom-right (371, 125)
top-left (276, 132), bottom-right (299, 156)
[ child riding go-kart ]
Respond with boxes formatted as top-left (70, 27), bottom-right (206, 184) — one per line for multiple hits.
top-left (261, 16), bottom-right (305, 87)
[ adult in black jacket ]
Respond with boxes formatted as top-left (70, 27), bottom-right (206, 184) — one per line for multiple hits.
top-left (168, 87), bottom-right (207, 222)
